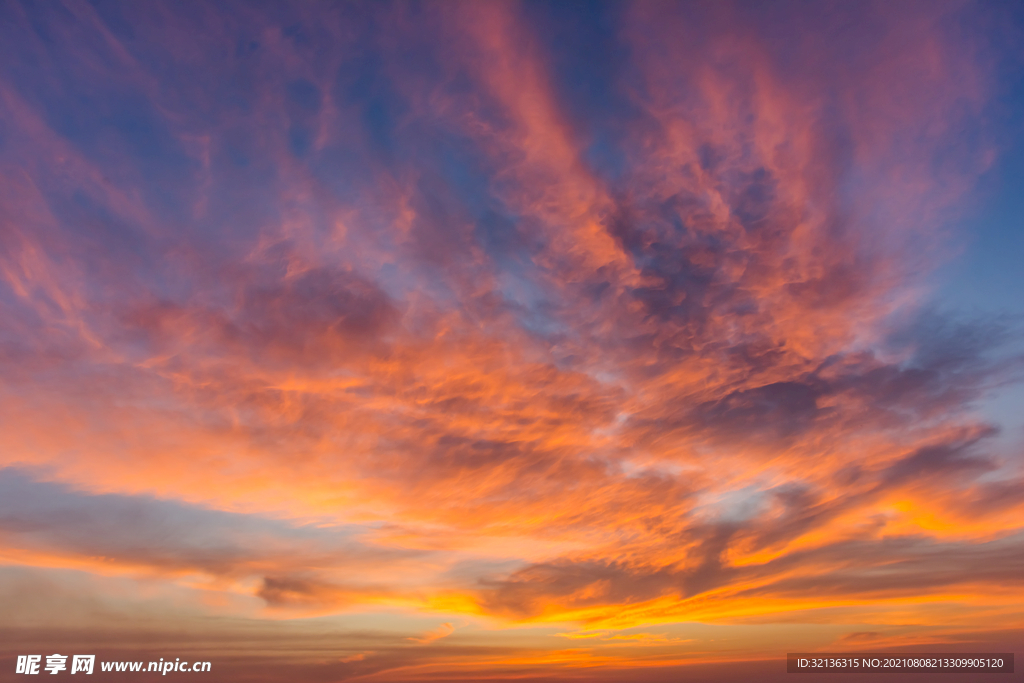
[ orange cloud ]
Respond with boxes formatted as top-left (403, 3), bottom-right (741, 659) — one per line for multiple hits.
top-left (0, 1), bottom-right (1021, 681)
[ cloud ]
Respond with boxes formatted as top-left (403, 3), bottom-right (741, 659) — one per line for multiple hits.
top-left (0, 468), bottom-right (420, 586)
top-left (837, 631), bottom-right (884, 643)
top-left (0, 0), bottom-right (1022, 679)
top-left (408, 622), bottom-right (454, 645)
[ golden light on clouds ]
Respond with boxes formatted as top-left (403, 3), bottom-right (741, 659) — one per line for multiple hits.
top-left (1, 1), bottom-right (1022, 681)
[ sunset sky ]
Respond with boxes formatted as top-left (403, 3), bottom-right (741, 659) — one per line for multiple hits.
top-left (1, 1), bottom-right (1023, 681)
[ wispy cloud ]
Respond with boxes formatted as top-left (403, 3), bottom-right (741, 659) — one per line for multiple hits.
top-left (0, 0), bottom-right (1022, 680)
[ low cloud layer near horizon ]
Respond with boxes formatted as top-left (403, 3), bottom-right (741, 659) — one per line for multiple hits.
top-left (1, 1), bottom-right (1023, 680)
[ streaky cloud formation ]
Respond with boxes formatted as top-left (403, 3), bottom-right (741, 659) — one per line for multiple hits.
top-left (1, 0), bottom-right (1023, 680)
